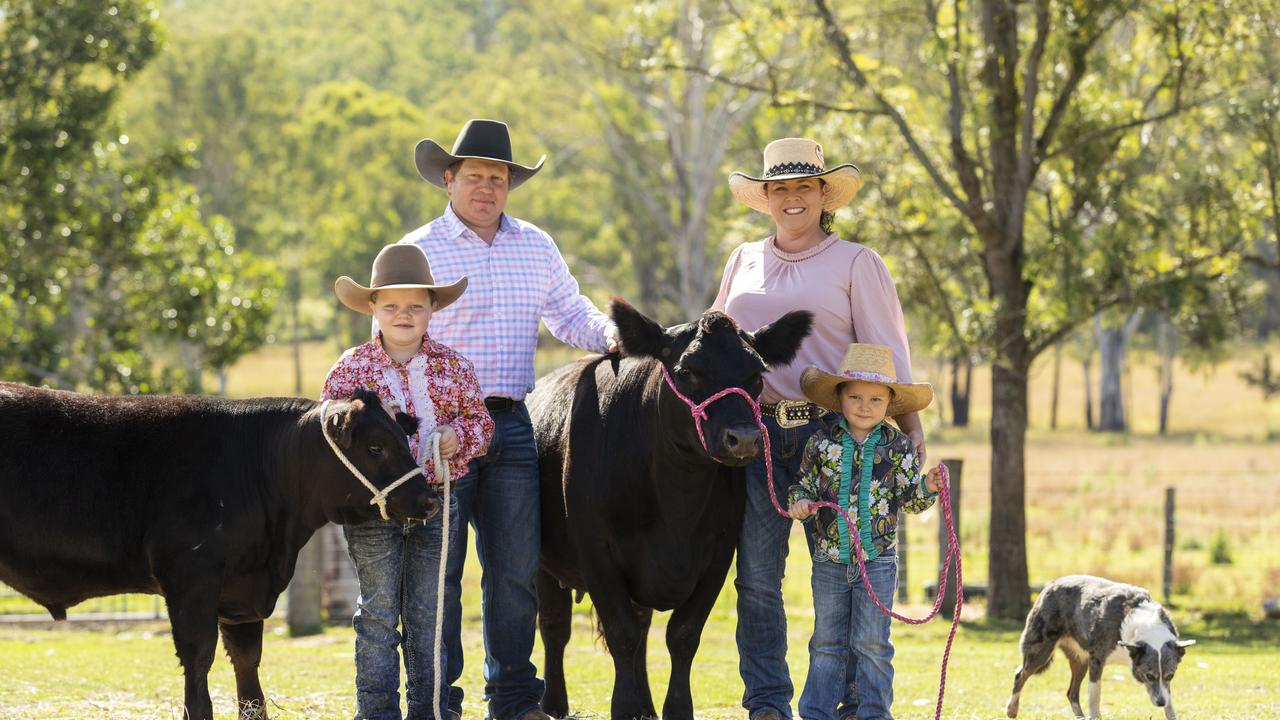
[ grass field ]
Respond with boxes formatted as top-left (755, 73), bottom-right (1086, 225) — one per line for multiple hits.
top-left (0, 339), bottom-right (1276, 717)
top-left (1, 536), bottom-right (1277, 719)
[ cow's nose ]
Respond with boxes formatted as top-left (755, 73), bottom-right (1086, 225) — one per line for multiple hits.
top-left (722, 426), bottom-right (762, 457)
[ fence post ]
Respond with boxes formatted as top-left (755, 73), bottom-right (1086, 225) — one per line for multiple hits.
top-left (939, 458), bottom-right (962, 619)
top-left (287, 533), bottom-right (324, 636)
top-left (1163, 486), bottom-right (1176, 606)
top-left (897, 510), bottom-right (909, 602)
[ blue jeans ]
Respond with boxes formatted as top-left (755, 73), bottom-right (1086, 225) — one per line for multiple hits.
top-left (344, 496), bottom-right (454, 720)
top-left (441, 402), bottom-right (543, 720)
top-left (800, 552), bottom-right (899, 720)
top-left (736, 413), bottom-right (830, 719)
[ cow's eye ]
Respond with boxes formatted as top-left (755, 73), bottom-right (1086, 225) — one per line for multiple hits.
top-left (368, 444), bottom-right (384, 456)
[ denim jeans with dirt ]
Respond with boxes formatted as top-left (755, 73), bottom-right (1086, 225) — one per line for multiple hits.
top-left (344, 493), bottom-right (454, 720)
top-left (799, 551), bottom-right (899, 720)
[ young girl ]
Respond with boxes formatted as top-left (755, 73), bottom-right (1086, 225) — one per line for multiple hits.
top-left (787, 343), bottom-right (942, 720)
top-left (323, 243), bottom-right (493, 720)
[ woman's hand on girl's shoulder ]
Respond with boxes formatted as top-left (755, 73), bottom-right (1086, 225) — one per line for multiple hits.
top-left (908, 426), bottom-right (927, 464)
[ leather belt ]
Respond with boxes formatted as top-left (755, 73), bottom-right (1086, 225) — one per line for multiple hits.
top-left (484, 396), bottom-right (518, 413)
top-left (760, 400), bottom-right (826, 429)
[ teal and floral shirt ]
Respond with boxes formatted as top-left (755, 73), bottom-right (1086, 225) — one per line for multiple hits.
top-left (788, 418), bottom-right (936, 564)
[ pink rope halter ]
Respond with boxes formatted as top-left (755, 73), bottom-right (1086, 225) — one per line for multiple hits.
top-left (661, 364), bottom-right (963, 720)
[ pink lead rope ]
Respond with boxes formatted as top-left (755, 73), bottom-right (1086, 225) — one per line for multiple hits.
top-left (660, 365), bottom-right (962, 720)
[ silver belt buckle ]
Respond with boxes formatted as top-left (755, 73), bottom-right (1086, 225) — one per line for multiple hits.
top-left (774, 399), bottom-right (809, 429)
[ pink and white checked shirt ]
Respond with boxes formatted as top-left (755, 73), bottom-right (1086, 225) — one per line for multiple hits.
top-left (395, 204), bottom-right (614, 400)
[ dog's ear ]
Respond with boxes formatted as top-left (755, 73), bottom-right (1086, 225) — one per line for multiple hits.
top-left (1175, 638), bottom-right (1195, 655)
top-left (1119, 641), bottom-right (1144, 658)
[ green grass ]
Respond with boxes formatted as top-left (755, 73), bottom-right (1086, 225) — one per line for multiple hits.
top-left (1, 530), bottom-right (1278, 719)
top-left (4, 339), bottom-right (1275, 716)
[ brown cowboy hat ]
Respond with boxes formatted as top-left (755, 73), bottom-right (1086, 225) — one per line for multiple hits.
top-left (729, 137), bottom-right (863, 214)
top-left (414, 119), bottom-right (546, 190)
top-left (800, 343), bottom-right (933, 416)
top-left (334, 244), bottom-right (467, 315)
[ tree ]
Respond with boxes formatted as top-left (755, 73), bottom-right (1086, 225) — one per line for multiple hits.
top-left (727, 0), bottom-right (1254, 617)
top-left (537, 0), bottom-right (767, 321)
top-left (0, 0), bottom-right (278, 393)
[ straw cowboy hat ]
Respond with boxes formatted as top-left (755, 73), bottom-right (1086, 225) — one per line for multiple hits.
top-left (334, 244), bottom-right (468, 315)
top-left (414, 118), bottom-right (546, 190)
top-left (800, 343), bottom-right (933, 416)
top-left (729, 137), bottom-right (863, 214)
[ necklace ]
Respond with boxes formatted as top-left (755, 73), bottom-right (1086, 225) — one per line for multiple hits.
top-left (769, 233), bottom-right (836, 263)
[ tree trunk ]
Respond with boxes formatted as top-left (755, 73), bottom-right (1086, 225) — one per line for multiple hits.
top-left (1095, 311), bottom-right (1142, 432)
top-left (988, 347), bottom-right (1031, 620)
top-left (1158, 315), bottom-right (1176, 435)
top-left (179, 340), bottom-right (205, 395)
top-left (290, 266), bottom-right (303, 395)
top-left (1082, 351), bottom-right (1094, 430)
top-left (1050, 341), bottom-right (1062, 430)
top-left (287, 533), bottom-right (324, 636)
top-left (949, 357), bottom-right (972, 427)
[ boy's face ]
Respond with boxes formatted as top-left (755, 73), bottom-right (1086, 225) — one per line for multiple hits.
top-left (838, 379), bottom-right (891, 435)
top-left (370, 288), bottom-right (435, 348)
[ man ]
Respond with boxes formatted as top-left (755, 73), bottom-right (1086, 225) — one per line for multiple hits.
top-left (398, 118), bottom-right (619, 720)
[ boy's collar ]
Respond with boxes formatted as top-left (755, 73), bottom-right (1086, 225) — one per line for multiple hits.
top-left (374, 331), bottom-right (433, 366)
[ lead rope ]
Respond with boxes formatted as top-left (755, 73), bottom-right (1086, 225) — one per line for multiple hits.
top-left (659, 366), bottom-right (962, 720)
top-left (429, 431), bottom-right (451, 720)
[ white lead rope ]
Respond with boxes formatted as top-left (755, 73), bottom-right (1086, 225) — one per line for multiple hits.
top-left (429, 430), bottom-right (451, 720)
top-left (318, 400), bottom-right (424, 521)
top-left (319, 400), bottom-right (452, 720)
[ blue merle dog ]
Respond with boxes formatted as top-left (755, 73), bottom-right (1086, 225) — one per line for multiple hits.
top-left (1005, 575), bottom-right (1195, 720)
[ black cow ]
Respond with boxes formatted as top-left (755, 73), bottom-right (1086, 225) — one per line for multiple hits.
top-left (530, 300), bottom-right (811, 720)
top-left (0, 383), bottom-right (438, 720)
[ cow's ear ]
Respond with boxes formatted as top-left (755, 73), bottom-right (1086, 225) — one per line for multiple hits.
top-left (352, 388), bottom-right (383, 410)
top-left (750, 310), bottom-right (813, 367)
top-left (395, 412), bottom-right (420, 437)
top-left (611, 297), bottom-right (672, 360)
top-left (331, 401), bottom-right (361, 448)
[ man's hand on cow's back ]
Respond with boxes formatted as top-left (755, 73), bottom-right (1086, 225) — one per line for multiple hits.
top-left (605, 324), bottom-right (622, 354)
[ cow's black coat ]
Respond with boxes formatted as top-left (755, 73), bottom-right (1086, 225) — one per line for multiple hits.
top-left (530, 300), bottom-right (811, 720)
top-left (0, 383), bottom-right (438, 720)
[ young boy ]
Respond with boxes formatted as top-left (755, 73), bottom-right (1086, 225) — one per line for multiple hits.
top-left (787, 343), bottom-right (942, 720)
top-left (323, 243), bottom-right (493, 720)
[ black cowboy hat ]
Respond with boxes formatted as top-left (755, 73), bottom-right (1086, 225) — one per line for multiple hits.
top-left (414, 119), bottom-right (546, 190)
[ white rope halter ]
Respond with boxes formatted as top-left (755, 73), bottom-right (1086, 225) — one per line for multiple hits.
top-left (318, 399), bottom-right (424, 521)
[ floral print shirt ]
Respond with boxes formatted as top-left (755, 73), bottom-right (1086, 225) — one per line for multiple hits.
top-left (788, 418), bottom-right (936, 563)
top-left (322, 333), bottom-right (493, 483)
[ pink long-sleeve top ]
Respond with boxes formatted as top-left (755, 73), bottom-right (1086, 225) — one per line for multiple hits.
top-left (712, 232), bottom-right (914, 406)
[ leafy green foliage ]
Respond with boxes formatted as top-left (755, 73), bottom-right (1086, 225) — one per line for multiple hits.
top-left (0, 0), bottom-right (278, 393)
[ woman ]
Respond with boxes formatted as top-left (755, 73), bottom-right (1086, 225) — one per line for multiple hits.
top-left (712, 138), bottom-right (926, 720)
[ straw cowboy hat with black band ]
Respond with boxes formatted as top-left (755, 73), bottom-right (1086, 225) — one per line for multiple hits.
top-left (728, 137), bottom-right (863, 214)
top-left (414, 118), bottom-right (546, 190)
top-left (335, 244), bottom-right (468, 315)
top-left (800, 343), bottom-right (933, 417)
